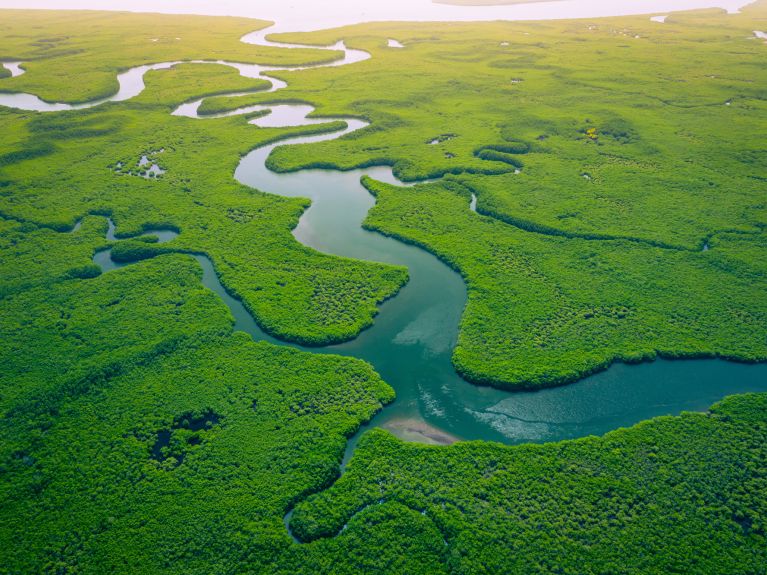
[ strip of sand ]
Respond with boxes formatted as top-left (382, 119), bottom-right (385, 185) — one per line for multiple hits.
top-left (382, 417), bottom-right (461, 445)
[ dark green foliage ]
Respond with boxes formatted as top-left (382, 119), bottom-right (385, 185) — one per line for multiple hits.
top-left (149, 408), bottom-right (222, 466)
top-left (64, 263), bottom-right (102, 279)
top-left (1, 5), bottom-right (767, 574)
top-left (109, 239), bottom-right (170, 262)
top-left (498, 132), bottom-right (531, 152)
top-left (362, 177), bottom-right (766, 388)
top-left (474, 144), bottom-right (525, 167)
top-left (597, 114), bottom-right (638, 144)
top-left (292, 393), bottom-right (767, 574)
top-left (0, 141), bottom-right (56, 167)
top-left (0, 254), bottom-right (395, 574)
top-left (0, 215), bottom-right (107, 298)
top-left (28, 112), bottom-right (127, 139)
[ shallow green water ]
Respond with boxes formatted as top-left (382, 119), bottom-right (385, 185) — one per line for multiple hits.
top-left (230, 124), bottom-right (767, 450)
top-left (28, 20), bottom-right (753, 450)
top-left (95, 138), bottom-right (767, 452)
top-left (83, 38), bottom-right (767, 451)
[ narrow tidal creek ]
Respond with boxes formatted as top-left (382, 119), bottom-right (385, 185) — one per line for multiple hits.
top-left (78, 27), bottom-right (767, 452)
top-left (3, 22), bottom-right (765, 537)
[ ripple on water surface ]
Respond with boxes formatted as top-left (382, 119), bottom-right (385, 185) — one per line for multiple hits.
top-left (17, 21), bottom-right (766, 452)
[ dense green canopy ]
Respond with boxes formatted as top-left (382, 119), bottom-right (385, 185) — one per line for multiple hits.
top-left (0, 4), bottom-right (765, 573)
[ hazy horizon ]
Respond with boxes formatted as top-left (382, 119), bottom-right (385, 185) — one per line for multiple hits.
top-left (0, 0), bottom-right (752, 31)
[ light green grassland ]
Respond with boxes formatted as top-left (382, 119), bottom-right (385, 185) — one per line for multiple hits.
top-left (363, 177), bottom-right (766, 388)
top-left (0, 10), bottom-right (341, 103)
top-left (131, 64), bottom-right (272, 107)
top-left (198, 92), bottom-right (272, 115)
top-left (260, 5), bottom-right (767, 386)
top-left (0, 61), bottom-right (408, 345)
top-left (0, 5), bottom-right (766, 574)
top-left (268, 7), bottom-right (767, 249)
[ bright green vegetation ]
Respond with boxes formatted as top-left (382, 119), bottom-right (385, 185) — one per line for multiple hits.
top-left (132, 63), bottom-right (270, 107)
top-left (198, 91), bottom-right (272, 115)
top-left (269, 6), bottom-right (767, 249)
top-left (0, 215), bottom-right (106, 298)
top-left (363, 177), bottom-right (766, 387)
top-left (0, 250), bottom-right (403, 574)
top-left (1, 4), bottom-right (767, 574)
top-left (261, 4), bottom-right (767, 387)
top-left (0, 10), bottom-right (341, 103)
top-left (0, 59), bottom-right (407, 345)
top-left (292, 393), bottom-right (767, 573)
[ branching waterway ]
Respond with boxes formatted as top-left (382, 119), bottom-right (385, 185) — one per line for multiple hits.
top-left (4, 22), bottom-right (767, 511)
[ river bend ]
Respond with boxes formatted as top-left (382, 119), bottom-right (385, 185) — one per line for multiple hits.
top-left (2, 24), bottom-right (766, 451)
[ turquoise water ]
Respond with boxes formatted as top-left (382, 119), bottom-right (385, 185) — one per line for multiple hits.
top-left (93, 122), bottom-right (767, 450)
top-left (74, 26), bottom-right (767, 450)
top-left (0, 9), bottom-right (756, 546)
top-left (232, 124), bottom-right (767, 449)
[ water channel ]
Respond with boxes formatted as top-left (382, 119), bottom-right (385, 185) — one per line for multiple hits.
top-left (2, 13), bottom-right (766, 453)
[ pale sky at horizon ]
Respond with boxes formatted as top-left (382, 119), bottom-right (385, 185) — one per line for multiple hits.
top-left (0, 0), bottom-right (752, 31)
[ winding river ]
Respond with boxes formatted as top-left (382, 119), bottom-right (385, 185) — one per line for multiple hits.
top-left (4, 24), bottom-right (767, 455)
